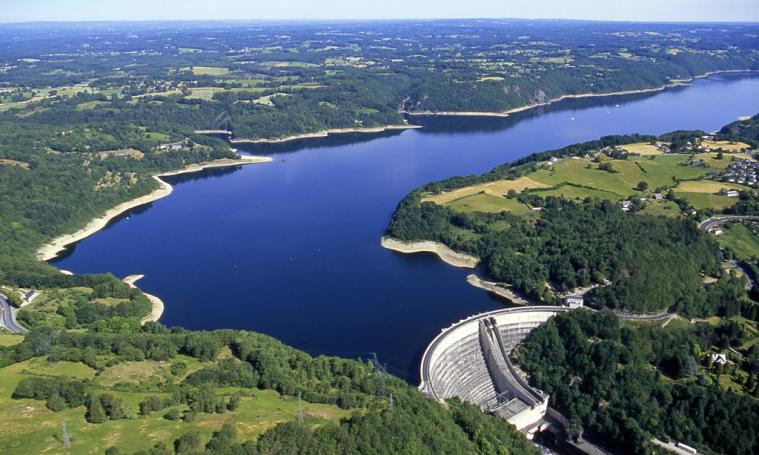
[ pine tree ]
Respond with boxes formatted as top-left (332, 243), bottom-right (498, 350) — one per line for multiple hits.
top-left (46, 394), bottom-right (67, 412)
top-left (86, 396), bottom-right (106, 424)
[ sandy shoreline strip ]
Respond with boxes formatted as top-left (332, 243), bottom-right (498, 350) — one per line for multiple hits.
top-left (230, 124), bottom-right (421, 145)
top-left (123, 274), bottom-right (165, 324)
top-left (36, 155), bottom-right (271, 262)
top-left (466, 274), bottom-right (530, 305)
top-left (406, 69), bottom-right (759, 118)
top-left (380, 237), bottom-right (480, 268)
top-left (193, 129), bottom-right (232, 135)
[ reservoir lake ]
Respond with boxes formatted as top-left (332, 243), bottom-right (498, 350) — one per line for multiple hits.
top-left (53, 73), bottom-right (759, 382)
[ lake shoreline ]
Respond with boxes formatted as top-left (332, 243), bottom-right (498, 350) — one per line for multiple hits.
top-left (466, 274), bottom-right (530, 305)
top-left (229, 124), bottom-right (422, 145)
top-left (123, 274), bottom-right (165, 324)
top-left (380, 237), bottom-right (480, 268)
top-left (36, 155), bottom-right (271, 262)
top-left (35, 155), bottom-right (271, 325)
top-left (404, 69), bottom-right (759, 118)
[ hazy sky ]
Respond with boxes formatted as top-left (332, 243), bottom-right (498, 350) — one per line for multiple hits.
top-left (3, 0), bottom-right (759, 23)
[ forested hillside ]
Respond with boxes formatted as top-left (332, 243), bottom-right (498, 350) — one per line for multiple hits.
top-left (387, 115), bottom-right (759, 317)
top-left (0, 319), bottom-right (538, 453)
top-left (516, 310), bottom-right (759, 454)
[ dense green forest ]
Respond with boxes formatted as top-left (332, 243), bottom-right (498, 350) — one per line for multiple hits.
top-left (516, 310), bottom-right (759, 454)
top-left (0, 126), bottom-right (235, 288)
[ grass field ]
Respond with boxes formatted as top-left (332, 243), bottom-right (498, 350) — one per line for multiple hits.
top-left (619, 142), bottom-right (664, 155)
top-left (638, 200), bottom-right (682, 218)
top-left (530, 183), bottom-right (624, 201)
top-left (717, 222), bottom-right (759, 260)
top-left (673, 180), bottom-right (750, 193)
top-left (529, 155), bottom-right (710, 197)
top-left (144, 131), bottom-right (171, 142)
top-left (695, 152), bottom-right (732, 170)
top-left (671, 179), bottom-right (749, 211)
top-left (252, 93), bottom-right (291, 106)
top-left (186, 87), bottom-right (221, 100)
top-left (674, 192), bottom-right (738, 211)
top-left (188, 66), bottom-right (230, 76)
top-left (75, 100), bottom-right (108, 111)
top-left (446, 193), bottom-right (533, 215)
top-left (0, 357), bottom-right (349, 454)
top-left (701, 139), bottom-right (751, 151)
top-left (0, 335), bottom-right (23, 347)
top-left (423, 176), bottom-right (549, 205)
top-left (425, 152), bottom-right (751, 216)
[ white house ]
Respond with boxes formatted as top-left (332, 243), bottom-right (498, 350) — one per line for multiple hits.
top-left (710, 353), bottom-right (728, 366)
top-left (563, 296), bottom-right (584, 309)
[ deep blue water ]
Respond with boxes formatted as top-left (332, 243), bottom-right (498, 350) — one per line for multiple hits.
top-left (53, 74), bottom-right (759, 381)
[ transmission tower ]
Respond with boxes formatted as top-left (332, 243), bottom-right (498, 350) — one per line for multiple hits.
top-left (371, 353), bottom-right (388, 401)
top-left (61, 421), bottom-right (71, 447)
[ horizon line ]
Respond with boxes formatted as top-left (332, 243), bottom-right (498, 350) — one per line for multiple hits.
top-left (2, 17), bottom-right (759, 26)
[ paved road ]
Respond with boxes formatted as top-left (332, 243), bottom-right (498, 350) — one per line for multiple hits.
top-left (0, 293), bottom-right (27, 334)
top-left (698, 215), bottom-right (759, 232)
top-left (615, 310), bottom-right (675, 322)
top-left (725, 260), bottom-right (755, 289)
top-left (699, 216), bottom-right (758, 289)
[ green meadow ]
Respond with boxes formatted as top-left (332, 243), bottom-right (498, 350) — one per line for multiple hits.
top-left (0, 356), bottom-right (348, 454)
top-left (717, 222), bottom-right (759, 260)
top-left (434, 153), bottom-right (748, 216)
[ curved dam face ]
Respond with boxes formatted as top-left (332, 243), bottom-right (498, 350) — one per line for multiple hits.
top-left (419, 306), bottom-right (568, 431)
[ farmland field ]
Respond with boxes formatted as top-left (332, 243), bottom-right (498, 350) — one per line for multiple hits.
top-left (423, 176), bottom-right (549, 204)
top-left (717, 221), bottom-right (759, 260)
top-left (619, 142), bottom-right (664, 155)
top-left (188, 66), bottom-right (230, 76)
top-left (424, 151), bottom-right (756, 216)
top-left (701, 139), bottom-right (751, 151)
top-left (446, 192), bottom-right (533, 215)
top-left (673, 191), bottom-right (739, 210)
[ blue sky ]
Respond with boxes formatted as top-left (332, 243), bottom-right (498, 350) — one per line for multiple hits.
top-left (3, 0), bottom-right (759, 23)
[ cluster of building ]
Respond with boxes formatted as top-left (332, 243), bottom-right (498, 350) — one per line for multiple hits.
top-left (620, 193), bottom-right (664, 212)
top-left (155, 139), bottom-right (188, 152)
top-left (722, 158), bottom-right (759, 188)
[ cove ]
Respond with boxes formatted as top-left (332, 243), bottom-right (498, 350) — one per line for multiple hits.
top-left (52, 73), bottom-right (759, 382)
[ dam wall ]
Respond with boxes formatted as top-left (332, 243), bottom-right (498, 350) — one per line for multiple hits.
top-left (419, 306), bottom-right (567, 431)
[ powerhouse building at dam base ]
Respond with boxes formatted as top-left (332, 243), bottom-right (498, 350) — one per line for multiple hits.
top-left (419, 306), bottom-right (569, 432)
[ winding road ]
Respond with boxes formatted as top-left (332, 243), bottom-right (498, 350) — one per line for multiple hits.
top-left (699, 215), bottom-right (759, 289)
top-left (0, 293), bottom-right (27, 334)
top-left (698, 215), bottom-right (759, 232)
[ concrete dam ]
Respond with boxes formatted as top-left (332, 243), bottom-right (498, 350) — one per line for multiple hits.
top-left (419, 306), bottom-right (568, 431)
